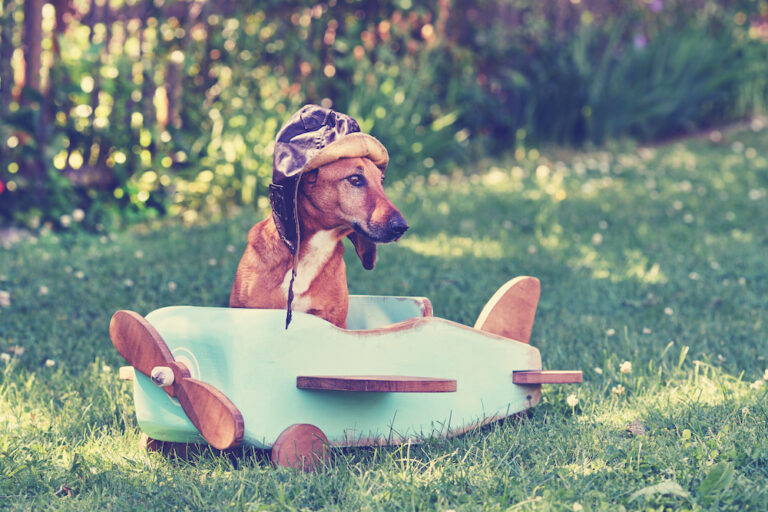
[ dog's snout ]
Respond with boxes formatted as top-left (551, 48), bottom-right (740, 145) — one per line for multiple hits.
top-left (388, 215), bottom-right (409, 238)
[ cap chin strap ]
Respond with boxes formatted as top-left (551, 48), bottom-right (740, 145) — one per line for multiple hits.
top-left (285, 257), bottom-right (296, 329)
top-left (284, 179), bottom-right (301, 329)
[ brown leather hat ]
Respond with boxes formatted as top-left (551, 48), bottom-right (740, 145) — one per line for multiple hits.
top-left (269, 104), bottom-right (388, 254)
top-left (268, 105), bottom-right (389, 327)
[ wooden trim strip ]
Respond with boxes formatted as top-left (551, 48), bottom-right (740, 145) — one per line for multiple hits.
top-left (512, 370), bottom-right (582, 384)
top-left (297, 375), bottom-right (457, 393)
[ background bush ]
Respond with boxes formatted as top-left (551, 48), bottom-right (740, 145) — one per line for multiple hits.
top-left (1, 0), bottom-right (767, 229)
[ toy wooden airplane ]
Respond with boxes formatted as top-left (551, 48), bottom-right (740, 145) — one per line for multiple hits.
top-left (111, 276), bottom-right (581, 470)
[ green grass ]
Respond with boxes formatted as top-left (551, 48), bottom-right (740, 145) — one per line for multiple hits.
top-left (2, 123), bottom-right (768, 510)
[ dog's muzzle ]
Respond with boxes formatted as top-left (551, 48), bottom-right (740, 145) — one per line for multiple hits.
top-left (354, 212), bottom-right (409, 243)
top-left (387, 215), bottom-right (409, 240)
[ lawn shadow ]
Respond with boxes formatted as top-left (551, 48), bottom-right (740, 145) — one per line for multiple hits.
top-left (140, 435), bottom-right (272, 470)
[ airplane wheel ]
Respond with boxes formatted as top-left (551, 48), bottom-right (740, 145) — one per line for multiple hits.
top-left (270, 424), bottom-right (330, 472)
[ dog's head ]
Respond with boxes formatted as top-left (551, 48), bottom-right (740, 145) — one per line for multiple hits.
top-left (298, 156), bottom-right (408, 270)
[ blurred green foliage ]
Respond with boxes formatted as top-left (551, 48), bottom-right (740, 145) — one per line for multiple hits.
top-left (1, 0), bottom-right (767, 229)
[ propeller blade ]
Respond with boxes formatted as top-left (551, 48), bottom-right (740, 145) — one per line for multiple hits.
top-left (109, 310), bottom-right (175, 378)
top-left (174, 376), bottom-right (245, 450)
top-left (110, 309), bottom-right (244, 449)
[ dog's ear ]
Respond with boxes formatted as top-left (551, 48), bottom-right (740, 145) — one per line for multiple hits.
top-left (347, 233), bottom-right (377, 270)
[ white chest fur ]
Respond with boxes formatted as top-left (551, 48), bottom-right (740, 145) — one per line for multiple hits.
top-left (280, 230), bottom-right (342, 306)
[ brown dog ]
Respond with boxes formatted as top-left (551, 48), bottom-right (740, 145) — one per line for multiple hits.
top-left (230, 156), bottom-right (407, 328)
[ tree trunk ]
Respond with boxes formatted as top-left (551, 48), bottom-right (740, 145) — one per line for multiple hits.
top-left (198, 2), bottom-right (214, 95)
top-left (165, 58), bottom-right (180, 130)
top-left (166, 2), bottom-right (200, 131)
top-left (140, 27), bottom-right (155, 129)
top-left (95, 1), bottom-right (111, 170)
top-left (0, 0), bottom-right (15, 119)
top-left (50, 0), bottom-right (73, 55)
top-left (49, 0), bottom-right (75, 176)
top-left (22, 0), bottom-right (42, 95)
top-left (22, 0), bottom-right (44, 205)
top-left (86, 0), bottom-right (101, 143)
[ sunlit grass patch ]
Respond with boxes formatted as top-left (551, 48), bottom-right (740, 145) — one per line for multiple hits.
top-left (1, 126), bottom-right (768, 509)
top-left (401, 234), bottom-right (505, 260)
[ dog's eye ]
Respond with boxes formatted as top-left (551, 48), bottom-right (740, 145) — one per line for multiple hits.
top-left (346, 174), bottom-right (366, 187)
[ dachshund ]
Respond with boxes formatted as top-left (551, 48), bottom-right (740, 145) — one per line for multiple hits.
top-left (230, 156), bottom-right (408, 328)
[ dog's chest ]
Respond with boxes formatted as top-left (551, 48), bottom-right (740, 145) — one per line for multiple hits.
top-left (280, 230), bottom-right (342, 308)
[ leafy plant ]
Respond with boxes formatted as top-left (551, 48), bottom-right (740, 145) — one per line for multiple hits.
top-left (2, 0), bottom-right (768, 228)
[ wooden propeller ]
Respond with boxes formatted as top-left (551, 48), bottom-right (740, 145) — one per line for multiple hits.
top-left (109, 310), bottom-right (244, 451)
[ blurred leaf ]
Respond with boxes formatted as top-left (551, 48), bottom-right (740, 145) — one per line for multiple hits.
top-left (3, 107), bottom-right (39, 133)
top-left (630, 481), bottom-right (690, 502)
top-left (19, 85), bottom-right (44, 105)
top-left (697, 462), bottom-right (735, 499)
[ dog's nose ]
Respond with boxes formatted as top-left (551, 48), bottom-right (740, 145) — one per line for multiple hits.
top-left (388, 216), bottom-right (409, 237)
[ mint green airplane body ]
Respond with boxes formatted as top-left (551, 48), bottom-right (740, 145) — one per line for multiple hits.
top-left (130, 294), bottom-right (544, 449)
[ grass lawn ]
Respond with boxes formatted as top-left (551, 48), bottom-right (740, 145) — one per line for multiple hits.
top-left (2, 123), bottom-right (767, 510)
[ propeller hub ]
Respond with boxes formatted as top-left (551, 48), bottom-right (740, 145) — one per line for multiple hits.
top-left (151, 366), bottom-right (175, 387)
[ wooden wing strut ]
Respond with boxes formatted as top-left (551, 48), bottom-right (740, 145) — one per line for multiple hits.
top-left (297, 375), bottom-right (457, 393)
top-left (512, 370), bottom-right (583, 384)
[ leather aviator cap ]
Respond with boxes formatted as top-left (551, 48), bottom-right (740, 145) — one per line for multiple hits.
top-left (269, 105), bottom-right (388, 255)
